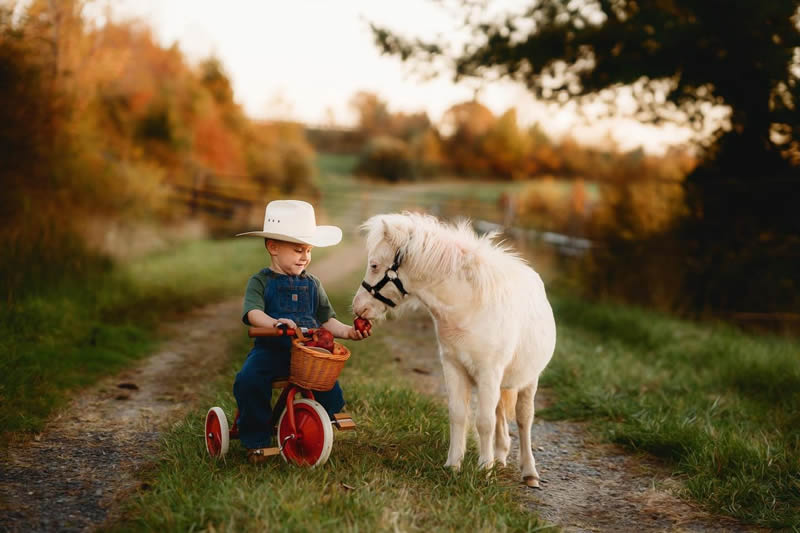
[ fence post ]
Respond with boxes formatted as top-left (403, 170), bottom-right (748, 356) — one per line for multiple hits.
top-left (190, 172), bottom-right (199, 215)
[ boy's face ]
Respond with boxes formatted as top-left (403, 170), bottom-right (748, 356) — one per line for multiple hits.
top-left (266, 240), bottom-right (312, 276)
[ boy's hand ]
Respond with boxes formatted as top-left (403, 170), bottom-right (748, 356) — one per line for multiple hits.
top-left (274, 318), bottom-right (298, 330)
top-left (346, 325), bottom-right (371, 340)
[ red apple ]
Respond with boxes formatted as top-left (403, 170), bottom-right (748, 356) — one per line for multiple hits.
top-left (301, 328), bottom-right (335, 352)
top-left (354, 317), bottom-right (372, 335)
top-left (312, 328), bottom-right (334, 352)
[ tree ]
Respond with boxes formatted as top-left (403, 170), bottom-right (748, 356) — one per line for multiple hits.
top-left (373, 0), bottom-right (800, 314)
top-left (349, 91), bottom-right (432, 141)
top-left (200, 57), bottom-right (235, 106)
top-left (349, 91), bottom-right (392, 137)
top-left (441, 100), bottom-right (495, 174)
top-left (355, 135), bottom-right (413, 182)
top-left (374, 1), bottom-right (799, 155)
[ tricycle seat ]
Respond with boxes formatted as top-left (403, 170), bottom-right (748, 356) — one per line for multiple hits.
top-left (272, 378), bottom-right (289, 389)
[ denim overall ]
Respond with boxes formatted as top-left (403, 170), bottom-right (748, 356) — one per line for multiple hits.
top-left (233, 269), bottom-right (345, 449)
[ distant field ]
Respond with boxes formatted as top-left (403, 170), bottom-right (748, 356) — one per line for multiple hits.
top-left (314, 151), bottom-right (601, 237)
top-left (315, 152), bottom-right (359, 177)
top-left (315, 152), bottom-right (525, 230)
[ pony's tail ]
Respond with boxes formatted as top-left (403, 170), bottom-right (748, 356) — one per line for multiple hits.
top-left (499, 388), bottom-right (518, 420)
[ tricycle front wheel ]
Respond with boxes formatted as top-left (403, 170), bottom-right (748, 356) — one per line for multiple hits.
top-left (277, 399), bottom-right (333, 467)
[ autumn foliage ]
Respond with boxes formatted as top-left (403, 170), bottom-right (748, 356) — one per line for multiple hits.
top-left (0, 1), bottom-right (315, 301)
top-left (349, 92), bottom-right (694, 186)
top-left (348, 91), bottom-right (697, 242)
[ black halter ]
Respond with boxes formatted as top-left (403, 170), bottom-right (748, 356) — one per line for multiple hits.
top-left (361, 249), bottom-right (409, 308)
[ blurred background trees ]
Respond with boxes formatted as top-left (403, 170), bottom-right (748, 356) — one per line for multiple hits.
top-left (371, 0), bottom-right (800, 318)
top-left (4, 0), bottom-right (797, 324)
top-left (0, 0), bottom-right (315, 301)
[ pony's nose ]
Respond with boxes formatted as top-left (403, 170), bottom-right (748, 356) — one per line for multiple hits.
top-left (352, 296), bottom-right (368, 318)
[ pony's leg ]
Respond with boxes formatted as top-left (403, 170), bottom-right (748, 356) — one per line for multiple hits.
top-left (494, 397), bottom-right (511, 467)
top-left (475, 375), bottom-right (502, 469)
top-left (495, 389), bottom-right (516, 466)
top-left (442, 358), bottom-right (471, 470)
top-left (516, 381), bottom-right (540, 487)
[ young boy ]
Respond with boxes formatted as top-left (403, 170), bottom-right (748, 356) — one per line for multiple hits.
top-left (234, 200), bottom-right (369, 463)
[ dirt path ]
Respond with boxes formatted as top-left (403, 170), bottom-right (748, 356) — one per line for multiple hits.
top-left (0, 243), bottom-right (366, 533)
top-left (381, 311), bottom-right (760, 533)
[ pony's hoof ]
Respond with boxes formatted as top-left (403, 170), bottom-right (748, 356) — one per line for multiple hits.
top-left (444, 461), bottom-right (461, 471)
top-left (478, 459), bottom-right (494, 470)
top-left (523, 476), bottom-right (541, 489)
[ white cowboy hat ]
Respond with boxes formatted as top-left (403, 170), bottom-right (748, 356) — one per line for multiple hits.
top-left (236, 200), bottom-right (342, 247)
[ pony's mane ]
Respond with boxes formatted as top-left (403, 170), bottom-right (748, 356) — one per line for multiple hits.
top-left (361, 212), bottom-right (527, 305)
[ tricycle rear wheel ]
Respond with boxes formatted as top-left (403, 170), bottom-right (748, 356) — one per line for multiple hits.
top-left (205, 406), bottom-right (229, 458)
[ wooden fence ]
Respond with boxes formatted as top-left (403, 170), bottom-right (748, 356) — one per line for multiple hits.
top-left (169, 183), bottom-right (256, 220)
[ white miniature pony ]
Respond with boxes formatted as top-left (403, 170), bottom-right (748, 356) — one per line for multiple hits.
top-left (352, 212), bottom-right (556, 487)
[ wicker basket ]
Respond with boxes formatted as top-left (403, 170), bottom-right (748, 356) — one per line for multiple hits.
top-left (289, 338), bottom-right (351, 391)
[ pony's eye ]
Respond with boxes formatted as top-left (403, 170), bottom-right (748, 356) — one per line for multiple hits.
top-left (370, 264), bottom-right (378, 271)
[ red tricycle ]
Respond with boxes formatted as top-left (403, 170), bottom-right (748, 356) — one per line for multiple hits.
top-left (204, 325), bottom-right (355, 467)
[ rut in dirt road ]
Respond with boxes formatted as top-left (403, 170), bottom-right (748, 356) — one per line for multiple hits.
top-left (0, 243), bottom-right (366, 533)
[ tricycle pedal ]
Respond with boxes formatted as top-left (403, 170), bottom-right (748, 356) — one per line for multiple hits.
top-left (333, 413), bottom-right (356, 431)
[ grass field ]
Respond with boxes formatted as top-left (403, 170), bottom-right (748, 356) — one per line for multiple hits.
top-left (543, 289), bottom-right (800, 528)
top-left (0, 239), bottom-right (331, 441)
top-left (110, 271), bottom-right (548, 532)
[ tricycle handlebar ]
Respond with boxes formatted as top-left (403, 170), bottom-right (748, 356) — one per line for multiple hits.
top-left (247, 326), bottom-right (312, 338)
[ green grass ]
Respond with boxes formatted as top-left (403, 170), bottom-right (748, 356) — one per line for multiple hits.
top-left (314, 156), bottom-right (527, 232)
top-left (110, 272), bottom-right (549, 532)
top-left (315, 152), bottom-right (359, 177)
top-left (0, 238), bottom-right (330, 441)
top-left (542, 290), bottom-right (800, 528)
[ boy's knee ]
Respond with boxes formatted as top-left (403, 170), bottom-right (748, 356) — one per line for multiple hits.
top-left (315, 382), bottom-right (345, 417)
top-left (234, 370), bottom-right (262, 397)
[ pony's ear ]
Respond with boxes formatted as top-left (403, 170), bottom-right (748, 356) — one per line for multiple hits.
top-left (377, 214), bottom-right (414, 250)
top-left (382, 218), bottom-right (406, 248)
top-left (381, 219), bottom-right (394, 247)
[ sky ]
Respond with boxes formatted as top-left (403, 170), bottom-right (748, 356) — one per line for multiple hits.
top-left (87, 0), bottom-right (697, 154)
